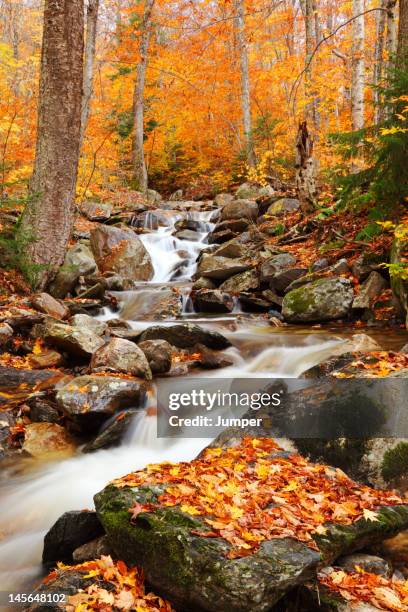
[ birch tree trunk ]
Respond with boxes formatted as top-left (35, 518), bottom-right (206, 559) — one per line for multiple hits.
top-left (133, 0), bottom-right (155, 193)
top-left (300, 0), bottom-right (319, 128)
top-left (17, 0), bottom-right (84, 290)
top-left (79, 0), bottom-right (100, 150)
top-left (386, 0), bottom-right (398, 66)
top-left (233, 0), bottom-right (256, 168)
top-left (351, 0), bottom-right (365, 131)
top-left (373, 0), bottom-right (386, 122)
top-left (295, 121), bottom-right (317, 213)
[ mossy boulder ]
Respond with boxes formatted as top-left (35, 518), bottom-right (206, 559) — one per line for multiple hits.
top-left (282, 277), bottom-right (354, 323)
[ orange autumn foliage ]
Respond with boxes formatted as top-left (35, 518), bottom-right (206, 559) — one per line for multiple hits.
top-left (112, 438), bottom-right (404, 558)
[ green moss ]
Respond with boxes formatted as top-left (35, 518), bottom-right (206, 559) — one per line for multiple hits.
top-left (382, 442), bottom-right (408, 481)
top-left (285, 286), bottom-right (317, 314)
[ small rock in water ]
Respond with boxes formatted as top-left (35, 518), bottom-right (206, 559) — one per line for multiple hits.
top-left (83, 408), bottom-right (139, 453)
top-left (193, 344), bottom-right (233, 369)
top-left (90, 338), bottom-right (152, 380)
top-left (22, 423), bottom-right (75, 459)
top-left (138, 323), bottom-right (231, 350)
top-left (32, 293), bottom-right (70, 320)
top-left (175, 229), bottom-right (202, 242)
top-left (192, 289), bottom-right (234, 314)
top-left (138, 339), bottom-right (173, 374)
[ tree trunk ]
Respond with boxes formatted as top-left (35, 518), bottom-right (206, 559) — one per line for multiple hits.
top-left (133, 0), bottom-right (155, 193)
top-left (351, 0), bottom-right (365, 131)
top-left (80, 0), bottom-right (100, 150)
top-left (398, 0), bottom-right (408, 57)
top-left (386, 0), bottom-right (398, 68)
top-left (17, 0), bottom-right (84, 290)
top-left (233, 0), bottom-right (256, 167)
top-left (373, 0), bottom-right (387, 122)
top-left (295, 121), bottom-right (317, 213)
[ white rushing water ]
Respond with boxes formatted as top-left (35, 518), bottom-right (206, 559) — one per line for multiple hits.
top-left (0, 203), bottom-right (345, 592)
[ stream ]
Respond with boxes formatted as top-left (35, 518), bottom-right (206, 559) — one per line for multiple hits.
top-left (0, 202), bottom-right (354, 592)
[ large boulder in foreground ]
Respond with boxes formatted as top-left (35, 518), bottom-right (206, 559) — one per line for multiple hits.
top-left (138, 323), bottom-right (231, 349)
top-left (56, 375), bottom-right (146, 431)
top-left (282, 277), bottom-right (354, 323)
top-left (43, 510), bottom-right (104, 566)
top-left (95, 438), bottom-right (408, 612)
top-left (90, 225), bottom-right (154, 281)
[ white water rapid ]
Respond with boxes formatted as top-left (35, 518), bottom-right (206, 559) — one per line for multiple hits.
top-left (0, 203), bottom-right (346, 593)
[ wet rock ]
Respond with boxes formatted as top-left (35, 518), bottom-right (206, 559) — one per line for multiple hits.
top-left (192, 289), bottom-right (234, 313)
top-left (312, 258), bottom-right (329, 271)
top-left (138, 323), bottom-right (231, 350)
top-left (235, 182), bottom-right (274, 200)
top-left (391, 224), bottom-right (408, 329)
top-left (352, 271), bottom-right (387, 311)
top-left (239, 293), bottom-right (271, 311)
top-left (56, 375), bottom-right (146, 431)
top-left (28, 398), bottom-right (60, 423)
top-left (138, 339), bottom-right (173, 374)
top-left (22, 423), bottom-right (75, 459)
top-left (106, 318), bottom-right (131, 331)
top-left (282, 277), bottom-right (354, 323)
top-left (272, 268), bottom-right (308, 293)
top-left (192, 277), bottom-right (217, 290)
top-left (215, 193), bottom-right (234, 206)
top-left (260, 253), bottom-right (296, 283)
top-left (49, 243), bottom-right (98, 299)
top-left (174, 218), bottom-right (205, 232)
top-left (83, 409), bottom-right (139, 453)
top-left (221, 199), bottom-right (259, 221)
top-left (207, 228), bottom-right (236, 244)
top-left (104, 274), bottom-right (135, 291)
top-left (95, 485), bottom-right (320, 612)
top-left (261, 289), bottom-right (283, 307)
top-left (90, 338), bottom-right (152, 380)
top-left (35, 318), bottom-right (105, 358)
top-left (175, 229), bottom-right (201, 241)
top-left (194, 344), bottom-right (233, 369)
top-left (69, 314), bottom-right (108, 336)
top-left (219, 269), bottom-right (260, 293)
top-left (0, 322), bottom-right (13, 346)
top-left (197, 254), bottom-right (252, 280)
top-left (72, 535), bottom-right (113, 563)
top-left (32, 293), bottom-right (70, 320)
top-left (337, 553), bottom-right (392, 577)
top-left (332, 258), bottom-right (350, 275)
top-left (266, 198), bottom-right (300, 216)
top-left (90, 225), bottom-right (154, 281)
top-left (341, 333), bottom-right (383, 353)
top-left (43, 510), bottom-right (104, 566)
top-left (80, 201), bottom-right (113, 221)
top-left (29, 349), bottom-right (64, 369)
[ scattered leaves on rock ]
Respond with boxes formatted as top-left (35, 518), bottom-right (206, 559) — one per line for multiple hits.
top-left (111, 438), bottom-right (404, 558)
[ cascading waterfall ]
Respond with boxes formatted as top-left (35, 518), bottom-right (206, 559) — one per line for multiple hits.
top-left (0, 203), bottom-right (345, 593)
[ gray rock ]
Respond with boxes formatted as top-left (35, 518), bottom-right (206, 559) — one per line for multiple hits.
top-left (352, 271), bottom-right (388, 310)
top-left (192, 289), bottom-right (234, 313)
top-left (175, 229), bottom-right (201, 242)
top-left (260, 253), bottom-right (296, 283)
top-left (90, 225), bottom-right (154, 281)
top-left (337, 553), bottom-right (392, 577)
top-left (43, 510), bottom-right (104, 566)
top-left (331, 258), bottom-right (350, 275)
top-left (193, 344), bottom-right (233, 369)
top-left (146, 189), bottom-right (162, 204)
top-left (266, 198), bottom-right (300, 216)
top-left (0, 322), bottom-right (13, 346)
top-left (175, 218), bottom-right (207, 232)
top-left (312, 258), bottom-right (329, 272)
top-left (32, 293), bottom-right (70, 320)
top-left (214, 193), bottom-right (234, 206)
top-left (69, 313), bottom-right (108, 336)
top-left (56, 375), bottom-right (146, 431)
top-left (208, 228), bottom-right (237, 244)
top-left (29, 398), bottom-right (60, 423)
top-left (261, 289), bottom-right (283, 307)
top-left (213, 219), bottom-right (249, 234)
top-left (219, 269), bottom-right (260, 293)
top-left (235, 182), bottom-right (274, 200)
top-left (138, 323), bottom-right (231, 350)
top-left (139, 339), bottom-right (173, 374)
top-left (282, 277), bottom-right (354, 323)
top-left (221, 199), bottom-right (259, 221)
top-left (83, 409), bottom-right (140, 453)
top-left (35, 318), bottom-right (105, 358)
top-left (197, 254), bottom-right (252, 280)
top-left (80, 201), bottom-right (113, 221)
top-left (169, 189), bottom-right (183, 201)
top-left (213, 240), bottom-right (248, 259)
top-left (49, 243), bottom-right (98, 299)
top-left (72, 535), bottom-right (113, 563)
top-left (272, 268), bottom-right (308, 293)
top-left (90, 338), bottom-right (152, 379)
top-left (192, 277), bottom-right (217, 290)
